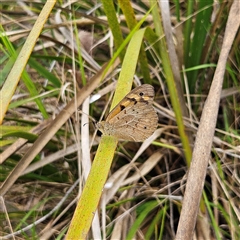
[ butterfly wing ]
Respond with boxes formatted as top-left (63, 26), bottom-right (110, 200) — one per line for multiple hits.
top-left (108, 99), bottom-right (158, 141)
top-left (105, 84), bottom-right (155, 123)
top-left (101, 84), bottom-right (158, 141)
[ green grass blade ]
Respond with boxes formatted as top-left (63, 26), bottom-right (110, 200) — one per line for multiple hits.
top-left (150, 2), bottom-right (192, 165)
top-left (118, 0), bottom-right (151, 82)
top-left (126, 201), bottom-right (159, 239)
top-left (28, 58), bottom-right (61, 88)
top-left (101, 0), bottom-right (125, 60)
top-left (185, 1), bottom-right (213, 92)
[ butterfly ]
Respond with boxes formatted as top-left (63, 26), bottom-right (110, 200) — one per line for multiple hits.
top-left (97, 84), bottom-right (158, 142)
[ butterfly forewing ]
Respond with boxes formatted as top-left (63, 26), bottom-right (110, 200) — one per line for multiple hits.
top-left (105, 84), bottom-right (154, 123)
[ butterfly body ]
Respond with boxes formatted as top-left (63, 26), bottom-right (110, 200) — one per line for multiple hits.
top-left (97, 84), bottom-right (158, 142)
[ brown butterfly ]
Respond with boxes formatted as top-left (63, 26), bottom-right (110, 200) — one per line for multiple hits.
top-left (97, 84), bottom-right (158, 142)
